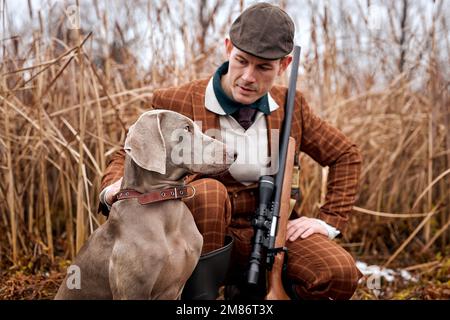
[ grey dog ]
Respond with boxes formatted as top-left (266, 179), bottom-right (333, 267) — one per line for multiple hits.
top-left (55, 110), bottom-right (236, 299)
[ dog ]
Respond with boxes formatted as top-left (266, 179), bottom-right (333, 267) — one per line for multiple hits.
top-left (55, 109), bottom-right (236, 299)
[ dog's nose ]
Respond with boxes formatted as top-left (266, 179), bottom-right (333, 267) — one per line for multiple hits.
top-left (233, 152), bottom-right (238, 161)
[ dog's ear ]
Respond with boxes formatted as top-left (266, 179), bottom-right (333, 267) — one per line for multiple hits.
top-left (124, 111), bottom-right (166, 174)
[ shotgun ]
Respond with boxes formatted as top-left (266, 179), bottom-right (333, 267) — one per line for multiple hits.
top-left (247, 45), bottom-right (301, 300)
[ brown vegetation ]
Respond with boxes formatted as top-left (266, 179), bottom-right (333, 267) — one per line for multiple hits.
top-left (0, 0), bottom-right (448, 299)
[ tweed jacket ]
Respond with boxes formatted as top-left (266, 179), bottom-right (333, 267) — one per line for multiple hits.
top-left (99, 78), bottom-right (362, 233)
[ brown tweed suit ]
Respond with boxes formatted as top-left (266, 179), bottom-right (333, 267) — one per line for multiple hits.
top-left (99, 78), bottom-right (363, 300)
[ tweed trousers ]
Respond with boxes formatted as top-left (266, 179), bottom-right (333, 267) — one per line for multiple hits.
top-left (183, 178), bottom-right (362, 300)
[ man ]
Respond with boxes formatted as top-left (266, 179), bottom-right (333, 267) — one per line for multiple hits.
top-left (98, 3), bottom-right (362, 300)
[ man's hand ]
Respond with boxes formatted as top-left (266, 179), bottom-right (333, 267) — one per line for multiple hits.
top-left (104, 177), bottom-right (123, 205)
top-left (286, 216), bottom-right (328, 241)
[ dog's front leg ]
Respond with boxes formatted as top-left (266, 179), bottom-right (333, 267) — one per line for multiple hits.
top-left (109, 240), bottom-right (166, 300)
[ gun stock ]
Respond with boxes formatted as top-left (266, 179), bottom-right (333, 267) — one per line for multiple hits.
top-left (265, 137), bottom-right (295, 300)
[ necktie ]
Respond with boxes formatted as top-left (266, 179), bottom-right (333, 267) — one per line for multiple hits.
top-left (232, 107), bottom-right (257, 130)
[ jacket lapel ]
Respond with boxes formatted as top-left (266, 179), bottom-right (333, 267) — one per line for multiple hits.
top-left (191, 79), bottom-right (221, 137)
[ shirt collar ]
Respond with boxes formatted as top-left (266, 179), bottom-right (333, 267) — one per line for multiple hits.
top-left (206, 61), bottom-right (278, 116)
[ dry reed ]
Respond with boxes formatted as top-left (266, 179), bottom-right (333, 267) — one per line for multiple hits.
top-left (0, 0), bottom-right (448, 275)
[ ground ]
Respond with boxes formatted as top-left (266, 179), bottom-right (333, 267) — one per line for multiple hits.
top-left (1, 255), bottom-right (449, 300)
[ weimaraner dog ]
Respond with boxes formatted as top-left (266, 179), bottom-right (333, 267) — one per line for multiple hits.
top-left (55, 109), bottom-right (236, 299)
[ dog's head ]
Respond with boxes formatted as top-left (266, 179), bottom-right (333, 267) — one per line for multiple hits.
top-left (124, 110), bottom-right (236, 175)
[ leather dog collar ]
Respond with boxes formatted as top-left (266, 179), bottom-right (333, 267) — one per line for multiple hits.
top-left (114, 186), bottom-right (195, 205)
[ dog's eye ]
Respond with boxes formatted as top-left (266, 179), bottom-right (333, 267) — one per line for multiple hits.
top-left (184, 125), bottom-right (191, 132)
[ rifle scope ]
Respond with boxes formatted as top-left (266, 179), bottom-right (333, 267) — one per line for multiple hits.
top-left (247, 175), bottom-right (275, 285)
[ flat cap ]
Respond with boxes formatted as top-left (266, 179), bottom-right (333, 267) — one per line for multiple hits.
top-left (229, 2), bottom-right (295, 60)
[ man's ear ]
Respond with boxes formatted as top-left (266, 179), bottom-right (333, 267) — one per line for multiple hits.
top-left (225, 38), bottom-right (233, 58)
top-left (124, 111), bottom-right (166, 175)
top-left (278, 56), bottom-right (293, 76)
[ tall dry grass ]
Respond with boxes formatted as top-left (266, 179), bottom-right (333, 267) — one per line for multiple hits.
top-left (0, 0), bottom-right (448, 271)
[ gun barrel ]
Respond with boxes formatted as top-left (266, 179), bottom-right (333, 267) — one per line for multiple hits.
top-left (267, 45), bottom-right (301, 253)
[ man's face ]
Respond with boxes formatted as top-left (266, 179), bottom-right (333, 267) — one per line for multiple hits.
top-left (222, 39), bottom-right (292, 105)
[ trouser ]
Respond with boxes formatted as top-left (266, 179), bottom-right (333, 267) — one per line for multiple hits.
top-left (183, 178), bottom-right (362, 300)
